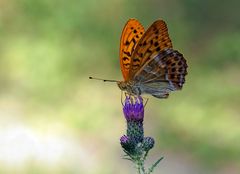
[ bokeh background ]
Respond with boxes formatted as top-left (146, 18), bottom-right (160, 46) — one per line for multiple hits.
top-left (0, 0), bottom-right (240, 173)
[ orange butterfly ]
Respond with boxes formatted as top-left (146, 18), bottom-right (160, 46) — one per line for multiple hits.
top-left (117, 19), bottom-right (187, 98)
top-left (91, 19), bottom-right (187, 99)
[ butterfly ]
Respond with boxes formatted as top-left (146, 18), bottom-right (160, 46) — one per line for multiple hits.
top-left (90, 19), bottom-right (187, 99)
top-left (117, 19), bottom-right (188, 99)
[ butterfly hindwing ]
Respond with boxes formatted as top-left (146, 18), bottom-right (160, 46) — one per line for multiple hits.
top-left (134, 49), bottom-right (187, 96)
top-left (120, 19), bottom-right (145, 81)
top-left (128, 20), bottom-right (173, 80)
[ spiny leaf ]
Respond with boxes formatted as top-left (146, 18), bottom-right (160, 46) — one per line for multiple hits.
top-left (123, 149), bottom-right (133, 157)
top-left (122, 157), bottom-right (134, 161)
top-left (143, 150), bottom-right (149, 161)
top-left (147, 157), bottom-right (164, 174)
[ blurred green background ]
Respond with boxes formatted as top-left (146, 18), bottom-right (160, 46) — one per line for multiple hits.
top-left (0, 0), bottom-right (240, 173)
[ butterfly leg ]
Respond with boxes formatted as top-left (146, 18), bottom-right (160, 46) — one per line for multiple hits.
top-left (121, 91), bottom-right (124, 106)
top-left (121, 92), bottom-right (131, 105)
top-left (139, 96), bottom-right (149, 107)
top-left (144, 97), bottom-right (149, 107)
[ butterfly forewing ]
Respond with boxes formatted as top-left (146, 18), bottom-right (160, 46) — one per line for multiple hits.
top-left (128, 20), bottom-right (173, 80)
top-left (119, 19), bottom-right (145, 81)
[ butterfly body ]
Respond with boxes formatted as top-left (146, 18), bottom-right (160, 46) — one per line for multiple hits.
top-left (118, 81), bottom-right (170, 98)
top-left (118, 19), bottom-right (188, 99)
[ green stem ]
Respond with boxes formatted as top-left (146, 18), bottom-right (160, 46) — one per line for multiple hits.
top-left (136, 160), bottom-right (141, 174)
top-left (140, 160), bottom-right (146, 174)
top-left (135, 157), bottom-right (146, 174)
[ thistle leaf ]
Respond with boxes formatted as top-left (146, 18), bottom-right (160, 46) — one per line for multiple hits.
top-left (147, 157), bottom-right (164, 174)
top-left (122, 157), bottom-right (134, 161)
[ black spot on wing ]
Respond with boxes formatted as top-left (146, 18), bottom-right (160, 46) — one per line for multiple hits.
top-left (156, 47), bottom-right (160, 51)
top-left (123, 51), bottom-right (131, 57)
top-left (123, 57), bottom-right (129, 61)
top-left (133, 58), bottom-right (140, 63)
top-left (143, 41), bottom-right (147, 46)
top-left (132, 38), bottom-right (136, 44)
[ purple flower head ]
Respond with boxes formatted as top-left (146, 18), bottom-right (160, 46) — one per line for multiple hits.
top-left (123, 96), bottom-right (144, 122)
top-left (120, 135), bottom-right (135, 154)
top-left (120, 135), bottom-right (129, 144)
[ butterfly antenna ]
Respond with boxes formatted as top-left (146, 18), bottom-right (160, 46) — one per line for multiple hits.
top-left (89, 77), bottom-right (119, 82)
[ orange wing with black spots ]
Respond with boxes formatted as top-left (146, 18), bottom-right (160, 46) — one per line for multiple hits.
top-left (119, 19), bottom-right (145, 81)
top-left (129, 20), bottom-right (172, 80)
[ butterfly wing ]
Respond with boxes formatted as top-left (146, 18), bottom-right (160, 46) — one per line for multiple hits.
top-left (128, 20), bottom-right (172, 80)
top-left (119, 19), bottom-right (145, 81)
top-left (135, 49), bottom-right (188, 98)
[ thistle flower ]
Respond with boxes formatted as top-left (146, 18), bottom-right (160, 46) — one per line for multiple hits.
top-left (123, 96), bottom-right (144, 122)
top-left (120, 95), bottom-right (163, 174)
top-left (120, 135), bottom-right (135, 154)
top-left (122, 96), bottom-right (144, 147)
top-left (142, 137), bottom-right (155, 152)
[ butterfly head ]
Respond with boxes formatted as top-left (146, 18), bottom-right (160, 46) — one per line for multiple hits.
top-left (117, 81), bottom-right (128, 91)
top-left (117, 81), bottom-right (142, 95)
